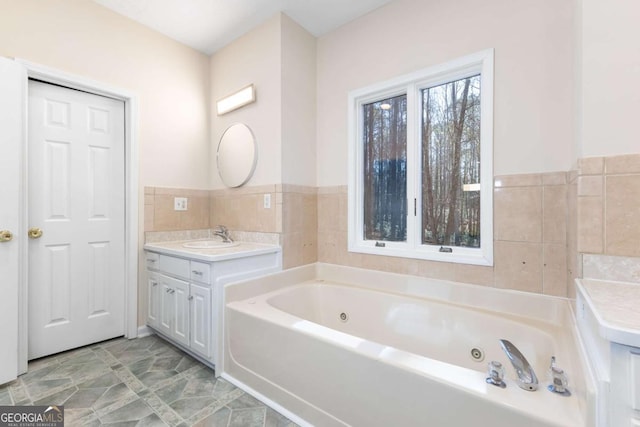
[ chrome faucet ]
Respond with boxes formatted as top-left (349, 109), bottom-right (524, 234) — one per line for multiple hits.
top-left (547, 356), bottom-right (571, 396)
top-left (499, 339), bottom-right (539, 391)
top-left (212, 225), bottom-right (233, 243)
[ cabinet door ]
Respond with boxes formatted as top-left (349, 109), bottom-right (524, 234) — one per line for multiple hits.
top-left (158, 275), bottom-right (174, 337)
top-left (158, 274), bottom-right (189, 344)
top-left (172, 279), bottom-right (190, 347)
top-left (190, 283), bottom-right (212, 359)
top-left (147, 271), bottom-right (160, 328)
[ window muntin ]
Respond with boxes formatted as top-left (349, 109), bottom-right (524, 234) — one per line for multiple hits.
top-left (348, 50), bottom-right (493, 266)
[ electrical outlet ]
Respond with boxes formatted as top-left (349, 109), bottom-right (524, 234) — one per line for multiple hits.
top-left (174, 197), bottom-right (188, 211)
top-left (263, 193), bottom-right (271, 209)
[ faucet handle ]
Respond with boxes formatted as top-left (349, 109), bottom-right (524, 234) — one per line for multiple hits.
top-left (547, 356), bottom-right (571, 396)
top-left (486, 361), bottom-right (506, 388)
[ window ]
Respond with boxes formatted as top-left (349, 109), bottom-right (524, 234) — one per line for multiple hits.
top-left (348, 50), bottom-right (493, 266)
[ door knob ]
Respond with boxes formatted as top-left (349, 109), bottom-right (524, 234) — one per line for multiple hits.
top-left (28, 227), bottom-right (43, 239)
top-left (0, 230), bottom-right (13, 242)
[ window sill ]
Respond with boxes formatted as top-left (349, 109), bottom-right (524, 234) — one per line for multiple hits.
top-left (348, 242), bottom-right (493, 267)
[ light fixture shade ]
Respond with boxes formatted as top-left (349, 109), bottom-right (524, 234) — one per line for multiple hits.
top-left (216, 84), bottom-right (255, 115)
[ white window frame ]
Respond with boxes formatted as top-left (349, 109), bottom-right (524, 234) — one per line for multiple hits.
top-left (347, 49), bottom-right (494, 266)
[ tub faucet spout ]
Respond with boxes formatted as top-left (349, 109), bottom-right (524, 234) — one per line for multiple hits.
top-left (499, 339), bottom-right (538, 391)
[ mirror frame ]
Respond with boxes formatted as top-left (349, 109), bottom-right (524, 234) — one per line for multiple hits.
top-left (216, 123), bottom-right (258, 188)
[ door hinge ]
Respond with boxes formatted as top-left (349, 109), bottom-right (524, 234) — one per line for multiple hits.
top-left (414, 198), bottom-right (417, 216)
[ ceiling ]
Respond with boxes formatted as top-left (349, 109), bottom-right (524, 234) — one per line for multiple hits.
top-left (92, 0), bottom-right (393, 55)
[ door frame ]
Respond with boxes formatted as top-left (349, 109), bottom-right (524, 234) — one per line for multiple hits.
top-left (15, 59), bottom-right (139, 373)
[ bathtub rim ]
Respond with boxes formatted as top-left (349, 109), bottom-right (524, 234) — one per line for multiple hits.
top-left (226, 263), bottom-right (574, 328)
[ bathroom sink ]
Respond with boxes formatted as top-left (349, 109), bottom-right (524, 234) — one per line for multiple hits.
top-left (182, 240), bottom-right (240, 249)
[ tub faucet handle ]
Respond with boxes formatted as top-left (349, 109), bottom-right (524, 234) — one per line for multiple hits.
top-left (486, 360), bottom-right (506, 388)
top-left (547, 356), bottom-right (571, 396)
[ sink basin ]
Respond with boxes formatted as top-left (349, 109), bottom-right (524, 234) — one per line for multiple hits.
top-left (182, 240), bottom-right (240, 249)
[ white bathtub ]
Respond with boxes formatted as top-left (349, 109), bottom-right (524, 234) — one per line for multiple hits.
top-left (223, 264), bottom-right (595, 427)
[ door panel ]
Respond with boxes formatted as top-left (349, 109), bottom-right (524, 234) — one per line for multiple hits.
top-left (28, 80), bottom-right (126, 359)
top-left (0, 58), bottom-right (22, 384)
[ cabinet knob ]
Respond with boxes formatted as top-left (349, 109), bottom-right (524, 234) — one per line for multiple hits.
top-left (188, 295), bottom-right (194, 301)
top-left (192, 270), bottom-right (203, 276)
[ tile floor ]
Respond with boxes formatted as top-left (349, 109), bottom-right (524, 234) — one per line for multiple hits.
top-left (0, 335), bottom-right (299, 427)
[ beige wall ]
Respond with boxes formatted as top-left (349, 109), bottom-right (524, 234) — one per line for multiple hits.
top-left (0, 0), bottom-right (211, 190)
top-left (318, 172), bottom-right (570, 297)
top-left (209, 13), bottom-right (317, 189)
top-left (7, 1), bottom-right (639, 323)
top-left (209, 15), bottom-right (282, 189)
top-left (316, 0), bottom-right (574, 186)
top-left (580, 0), bottom-right (640, 157)
top-left (0, 0), bottom-right (211, 327)
top-left (147, 184), bottom-right (318, 270)
top-left (144, 187), bottom-right (210, 232)
top-left (281, 15), bottom-right (317, 187)
top-left (208, 14), bottom-right (318, 269)
top-left (577, 155), bottom-right (640, 257)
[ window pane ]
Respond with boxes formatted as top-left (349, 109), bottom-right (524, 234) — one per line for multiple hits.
top-left (362, 95), bottom-right (407, 242)
top-left (421, 75), bottom-right (481, 248)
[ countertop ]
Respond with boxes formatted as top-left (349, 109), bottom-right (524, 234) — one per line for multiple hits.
top-left (577, 278), bottom-right (640, 347)
top-left (144, 239), bottom-right (281, 263)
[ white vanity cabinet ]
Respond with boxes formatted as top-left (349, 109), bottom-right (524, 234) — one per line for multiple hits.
top-left (146, 253), bottom-right (210, 355)
top-left (158, 274), bottom-right (191, 349)
top-left (609, 343), bottom-right (640, 427)
top-left (576, 279), bottom-right (640, 427)
top-left (143, 241), bottom-right (281, 372)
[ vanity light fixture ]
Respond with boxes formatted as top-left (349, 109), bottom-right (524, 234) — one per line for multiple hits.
top-left (216, 84), bottom-right (256, 115)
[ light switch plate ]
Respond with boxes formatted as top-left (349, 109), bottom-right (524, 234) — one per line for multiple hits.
top-left (263, 194), bottom-right (271, 209)
top-left (174, 197), bottom-right (188, 211)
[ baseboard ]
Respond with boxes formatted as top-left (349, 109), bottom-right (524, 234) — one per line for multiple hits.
top-left (136, 325), bottom-right (155, 338)
top-left (221, 373), bottom-right (311, 427)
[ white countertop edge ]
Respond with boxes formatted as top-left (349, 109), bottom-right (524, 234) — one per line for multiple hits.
top-left (576, 279), bottom-right (640, 348)
top-left (143, 240), bottom-right (281, 262)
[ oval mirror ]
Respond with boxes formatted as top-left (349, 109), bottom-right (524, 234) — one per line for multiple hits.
top-left (216, 123), bottom-right (257, 188)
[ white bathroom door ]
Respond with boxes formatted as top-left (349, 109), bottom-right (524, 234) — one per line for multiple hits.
top-left (0, 58), bottom-right (22, 383)
top-left (27, 80), bottom-right (126, 359)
